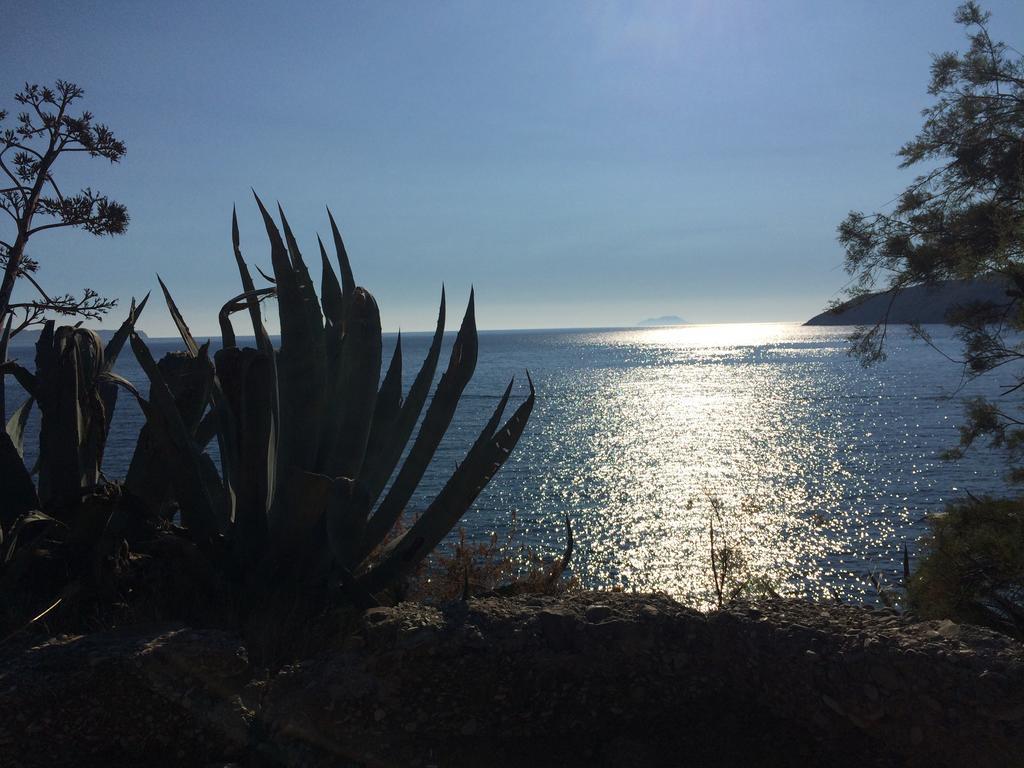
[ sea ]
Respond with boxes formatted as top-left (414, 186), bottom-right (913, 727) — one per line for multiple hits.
top-left (5, 323), bottom-right (1018, 606)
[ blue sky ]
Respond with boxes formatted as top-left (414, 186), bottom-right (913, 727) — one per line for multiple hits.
top-left (5, 1), bottom-right (1023, 336)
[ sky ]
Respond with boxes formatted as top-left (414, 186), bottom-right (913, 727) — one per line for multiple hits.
top-left (4, 1), bottom-right (1023, 336)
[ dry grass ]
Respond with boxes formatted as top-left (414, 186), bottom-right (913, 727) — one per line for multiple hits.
top-left (406, 514), bottom-right (577, 603)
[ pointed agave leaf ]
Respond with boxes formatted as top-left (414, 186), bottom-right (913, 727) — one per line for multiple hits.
top-left (2, 510), bottom-right (63, 564)
top-left (317, 289), bottom-right (382, 564)
top-left (319, 235), bottom-right (344, 333)
top-left (219, 306), bottom-right (236, 349)
top-left (36, 326), bottom-right (89, 508)
top-left (360, 290), bottom-right (477, 560)
top-left (255, 264), bottom-right (276, 285)
top-left (208, 364), bottom-right (241, 533)
top-left (215, 347), bottom-right (275, 565)
top-left (334, 332), bottom-right (405, 559)
top-left (99, 371), bottom-right (141, 398)
top-left (327, 208), bottom-right (355, 310)
top-left (233, 206), bottom-right (274, 355)
top-left (278, 204), bottom-right (324, 335)
top-left (157, 276), bottom-right (199, 357)
top-left (317, 287), bottom-right (382, 479)
top-left (559, 513), bottom-right (574, 573)
top-left (128, 333), bottom-right (219, 546)
top-left (125, 346), bottom-right (215, 510)
top-left (360, 332), bottom-right (403, 483)
top-left (198, 451), bottom-right (231, 534)
top-left (468, 377), bottom-right (514, 456)
top-left (361, 374), bottom-right (535, 592)
top-left (0, 314), bottom-right (10, 423)
top-left (0, 361), bottom-right (37, 399)
top-left (194, 406), bottom-right (219, 450)
top-left (218, 287), bottom-right (276, 350)
top-left (359, 289), bottom-right (446, 508)
top-left (0, 430), bottom-right (38, 534)
top-left (99, 294), bottom-right (152, 438)
top-left (103, 292), bottom-right (150, 372)
top-left (6, 397), bottom-right (33, 457)
top-left (254, 194), bottom-right (325, 481)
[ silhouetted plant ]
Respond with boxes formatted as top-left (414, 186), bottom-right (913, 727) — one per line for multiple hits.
top-left (909, 496), bottom-right (1024, 637)
top-left (0, 81), bottom-right (127, 339)
top-left (0, 198), bottom-right (539, 656)
top-left (119, 197), bottom-right (533, 634)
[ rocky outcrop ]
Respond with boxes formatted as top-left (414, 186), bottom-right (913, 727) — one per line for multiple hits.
top-left (805, 277), bottom-right (1011, 326)
top-left (1, 594), bottom-right (1022, 767)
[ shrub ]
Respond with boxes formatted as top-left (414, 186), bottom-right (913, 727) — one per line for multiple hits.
top-left (908, 496), bottom-right (1024, 636)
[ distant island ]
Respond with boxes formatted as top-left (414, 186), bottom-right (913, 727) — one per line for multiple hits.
top-left (638, 315), bottom-right (685, 327)
top-left (6, 328), bottom-right (149, 346)
top-left (805, 277), bottom-right (1011, 326)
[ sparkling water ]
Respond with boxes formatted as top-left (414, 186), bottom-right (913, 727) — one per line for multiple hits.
top-left (5, 323), bottom-right (1015, 606)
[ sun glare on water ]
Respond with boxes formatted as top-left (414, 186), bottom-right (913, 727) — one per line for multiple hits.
top-left (505, 323), bottom-right (988, 608)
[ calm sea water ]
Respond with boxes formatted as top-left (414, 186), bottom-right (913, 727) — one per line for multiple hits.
top-left (5, 323), bottom-right (1016, 605)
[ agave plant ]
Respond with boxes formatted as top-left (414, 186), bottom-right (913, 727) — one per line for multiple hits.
top-left (125, 196), bottom-right (535, 608)
top-left (0, 300), bottom-right (151, 627)
top-left (0, 297), bottom-right (147, 528)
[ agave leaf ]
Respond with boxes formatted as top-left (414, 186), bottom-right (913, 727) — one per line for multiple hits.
top-left (359, 289), bottom-right (446, 508)
top-left (559, 513), bottom-right (574, 573)
top-left (360, 289), bottom-right (477, 559)
top-left (327, 208), bottom-right (355, 312)
top-left (219, 307), bottom-right (236, 349)
top-left (0, 361), bottom-right (37, 399)
top-left (6, 397), bottom-right (33, 457)
top-left (326, 478), bottom-right (373, 570)
top-left (278, 205), bottom-right (325, 335)
top-left (125, 346), bottom-right (215, 511)
top-left (157, 276), bottom-right (199, 358)
top-left (216, 347), bottom-right (275, 565)
top-left (359, 332), bottom-right (403, 485)
top-left (103, 292), bottom-right (150, 372)
top-left (205, 362), bottom-right (241, 536)
top-left (270, 468), bottom-right (333, 563)
top-left (218, 287), bottom-right (276, 350)
top-left (317, 287), bottom-right (382, 479)
top-left (255, 195), bottom-right (325, 488)
top-left (2, 510), bottom-right (63, 565)
top-left (233, 206), bottom-right (274, 355)
top-left (0, 431), bottom-right (38, 534)
top-left (338, 332), bottom-right (402, 557)
top-left (128, 333), bottom-right (219, 546)
top-left (255, 264), bottom-right (276, 284)
top-left (97, 295), bottom-right (149, 439)
top-left (360, 374), bottom-right (535, 592)
top-left (194, 406), bottom-right (219, 450)
top-left (198, 451), bottom-right (231, 534)
top-left (98, 371), bottom-right (141, 398)
top-left (231, 207), bottom-right (280, 504)
top-left (318, 235), bottom-right (344, 342)
top-left (0, 314), bottom-right (10, 423)
top-left (35, 327), bottom-right (98, 509)
top-left (316, 290), bottom-right (382, 565)
top-left (468, 377), bottom-right (514, 455)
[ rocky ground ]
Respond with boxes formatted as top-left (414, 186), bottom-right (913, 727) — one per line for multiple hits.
top-left (1, 593), bottom-right (1022, 767)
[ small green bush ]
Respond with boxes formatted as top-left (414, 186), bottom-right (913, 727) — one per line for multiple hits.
top-left (909, 496), bottom-right (1024, 635)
